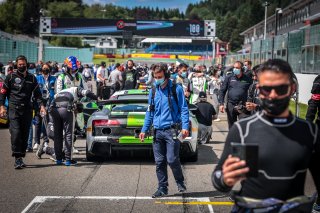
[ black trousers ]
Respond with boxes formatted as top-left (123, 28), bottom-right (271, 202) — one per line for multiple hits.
top-left (306, 99), bottom-right (320, 126)
top-left (226, 102), bottom-right (250, 128)
top-left (96, 82), bottom-right (103, 99)
top-left (50, 107), bottom-right (75, 161)
top-left (8, 105), bottom-right (32, 158)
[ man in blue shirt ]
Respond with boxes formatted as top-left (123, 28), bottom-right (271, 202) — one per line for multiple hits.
top-left (139, 63), bottom-right (189, 198)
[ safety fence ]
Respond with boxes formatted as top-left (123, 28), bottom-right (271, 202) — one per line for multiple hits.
top-left (0, 30), bottom-right (94, 64)
top-left (226, 24), bottom-right (320, 74)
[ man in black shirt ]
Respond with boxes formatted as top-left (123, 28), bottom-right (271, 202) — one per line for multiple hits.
top-left (195, 92), bottom-right (216, 144)
top-left (219, 61), bottom-right (252, 128)
top-left (0, 55), bottom-right (46, 169)
top-left (212, 59), bottom-right (320, 212)
top-left (122, 60), bottom-right (139, 90)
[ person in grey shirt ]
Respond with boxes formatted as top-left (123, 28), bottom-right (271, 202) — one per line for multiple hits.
top-left (108, 63), bottom-right (123, 95)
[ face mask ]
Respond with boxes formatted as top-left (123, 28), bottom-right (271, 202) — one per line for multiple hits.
top-left (155, 78), bottom-right (165, 86)
top-left (233, 68), bottom-right (241, 75)
top-left (260, 95), bottom-right (290, 116)
top-left (243, 66), bottom-right (248, 71)
top-left (17, 66), bottom-right (27, 74)
top-left (217, 71), bottom-right (221, 76)
top-left (181, 72), bottom-right (187, 78)
top-left (42, 69), bottom-right (50, 75)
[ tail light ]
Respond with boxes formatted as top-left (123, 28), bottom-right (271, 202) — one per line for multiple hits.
top-left (93, 119), bottom-right (120, 126)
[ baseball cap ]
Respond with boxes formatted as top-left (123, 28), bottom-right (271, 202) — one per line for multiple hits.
top-left (199, 91), bottom-right (206, 99)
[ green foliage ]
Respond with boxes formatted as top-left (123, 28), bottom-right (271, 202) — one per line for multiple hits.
top-left (186, 0), bottom-right (296, 51)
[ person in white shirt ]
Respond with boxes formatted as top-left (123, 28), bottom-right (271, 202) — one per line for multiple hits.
top-left (96, 61), bottom-right (107, 100)
top-left (108, 63), bottom-right (123, 95)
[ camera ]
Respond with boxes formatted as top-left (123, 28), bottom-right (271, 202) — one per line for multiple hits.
top-left (234, 101), bottom-right (246, 113)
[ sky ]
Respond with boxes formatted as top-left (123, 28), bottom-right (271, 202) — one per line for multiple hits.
top-left (82, 0), bottom-right (201, 13)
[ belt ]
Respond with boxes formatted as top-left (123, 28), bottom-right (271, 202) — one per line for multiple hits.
top-left (156, 123), bottom-right (181, 131)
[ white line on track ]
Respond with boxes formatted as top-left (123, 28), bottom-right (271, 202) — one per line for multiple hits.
top-left (22, 196), bottom-right (215, 213)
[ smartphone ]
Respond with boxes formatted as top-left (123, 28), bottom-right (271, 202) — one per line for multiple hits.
top-left (231, 143), bottom-right (259, 178)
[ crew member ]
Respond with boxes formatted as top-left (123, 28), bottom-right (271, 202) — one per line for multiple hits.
top-left (122, 60), bottom-right (139, 90)
top-left (50, 86), bottom-right (97, 166)
top-left (219, 61), bottom-right (252, 128)
top-left (0, 55), bottom-right (46, 169)
top-left (195, 92), bottom-right (216, 144)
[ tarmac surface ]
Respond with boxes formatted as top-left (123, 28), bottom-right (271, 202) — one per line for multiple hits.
top-left (0, 101), bottom-right (316, 213)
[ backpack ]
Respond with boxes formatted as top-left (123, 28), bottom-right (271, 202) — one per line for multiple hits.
top-left (150, 82), bottom-right (180, 113)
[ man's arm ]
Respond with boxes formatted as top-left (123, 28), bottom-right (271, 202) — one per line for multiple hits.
top-left (177, 85), bottom-right (189, 131)
top-left (55, 75), bottom-right (63, 94)
top-left (218, 75), bottom-right (230, 105)
top-left (212, 124), bottom-right (242, 192)
top-left (32, 76), bottom-right (45, 107)
top-left (141, 89), bottom-right (154, 133)
top-left (121, 72), bottom-right (126, 90)
top-left (309, 126), bottom-right (320, 204)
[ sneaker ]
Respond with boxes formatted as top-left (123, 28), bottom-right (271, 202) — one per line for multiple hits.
top-left (14, 158), bottom-right (23, 169)
top-left (26, 148), bottom-right (33, 152)
top-left (36, 143), bottom-right (45, 159)
top-left (33, 143), bottom-right (39, 150)
top-left (213, 118), bottom-right (221, 122)
top-left (56, 159), bottom-right (63, 165)
top-left (152, 188), bottom-right (168, 198)
top-left (177, 183), bottom-right (187, 193)
top-left (313, 203), bottom-right (320, 213)
top-left (72, 147), bottom-right (80, 154)
top-left (65, 159), bottom-right (77, 166)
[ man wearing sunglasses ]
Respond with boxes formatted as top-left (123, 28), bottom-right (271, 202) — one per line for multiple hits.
top-left (219, 61), bottom-right (252, 128)
top-left (212, 59), bottom-right (320, 212)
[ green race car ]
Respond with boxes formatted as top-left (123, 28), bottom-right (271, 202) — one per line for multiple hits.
top-left (86, 89), bottom-right (199, 162)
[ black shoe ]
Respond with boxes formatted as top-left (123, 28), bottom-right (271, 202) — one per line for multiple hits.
top-left (14, 158), bottom-right (24, 169)
top-left (152, 188), bottom-right (168, 198)
top-left (36, 143), bottom-right (45, 159)
top-left (177, 183), bottom-right (187, 193)
top-left (26, 148), bottom-right (33, 152)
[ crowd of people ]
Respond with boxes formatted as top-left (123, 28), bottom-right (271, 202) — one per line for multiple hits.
top-left (0, 55), bottom-right (319, 212)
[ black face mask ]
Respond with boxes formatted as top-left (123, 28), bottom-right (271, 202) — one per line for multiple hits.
top-left (17, 66), bottom-right (27, 74)
top-left (42, 69), bottom-right (50, 75)
top-left (260, 95), bottom-right (291, 116)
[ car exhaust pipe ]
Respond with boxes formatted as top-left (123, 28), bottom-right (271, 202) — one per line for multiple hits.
top-left (102, 128), bottom-right (112, 135)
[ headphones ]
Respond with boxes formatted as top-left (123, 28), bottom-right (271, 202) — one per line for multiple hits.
top-left (154, 63), bottom-right (170, 79)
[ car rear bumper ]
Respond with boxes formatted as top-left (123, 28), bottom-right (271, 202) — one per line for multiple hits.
top-left (87, 136), bottom-right (196, 156)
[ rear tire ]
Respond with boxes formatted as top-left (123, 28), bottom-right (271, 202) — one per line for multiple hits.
top-left (86, 144), bottom-right (106, 162)
top-left (188, 148), bottom-right (198, 162)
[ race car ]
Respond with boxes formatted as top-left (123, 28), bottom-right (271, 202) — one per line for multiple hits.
top-left (86, 89), bottom-right (199, 162)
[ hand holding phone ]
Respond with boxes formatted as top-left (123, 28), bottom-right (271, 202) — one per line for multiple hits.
top-left (231, 143), bottom-right (259, 178)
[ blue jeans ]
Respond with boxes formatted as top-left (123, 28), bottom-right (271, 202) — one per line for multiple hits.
top-left (27, 121), bottom-right (33, 149)
top-left (153, 129), bottom-right (184, 189)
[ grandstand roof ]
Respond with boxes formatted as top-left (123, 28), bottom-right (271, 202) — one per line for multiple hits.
top-left (141, 38), bottom-right (192, 43)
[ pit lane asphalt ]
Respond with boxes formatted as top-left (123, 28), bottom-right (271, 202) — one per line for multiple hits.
top-left (0, 113), bottom-right (316, 213)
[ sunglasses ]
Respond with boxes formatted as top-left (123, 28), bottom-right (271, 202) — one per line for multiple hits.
top-left (258, 84), bottom-right (290, 96)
